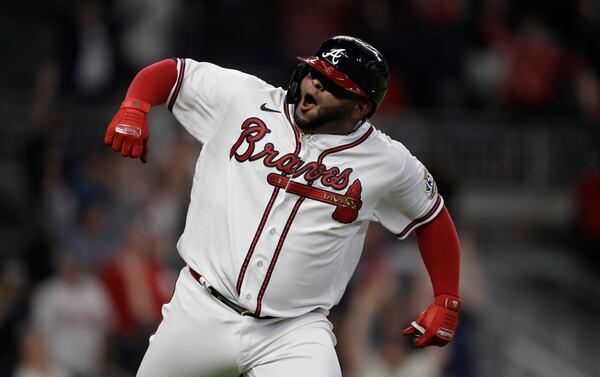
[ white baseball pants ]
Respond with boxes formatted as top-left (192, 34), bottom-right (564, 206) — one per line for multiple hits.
top-left (135, 267), bottom-right (341, 377)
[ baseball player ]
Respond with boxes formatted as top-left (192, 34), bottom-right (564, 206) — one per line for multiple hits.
top-left (104, 35), bottom-right (461, 377)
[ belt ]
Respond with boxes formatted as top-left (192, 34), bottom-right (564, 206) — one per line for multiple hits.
top-left (188, 267), bottom-right (275, 319)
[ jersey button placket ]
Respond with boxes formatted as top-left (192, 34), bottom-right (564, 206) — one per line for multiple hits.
top-left (240, 223), bottom-right (278, 310)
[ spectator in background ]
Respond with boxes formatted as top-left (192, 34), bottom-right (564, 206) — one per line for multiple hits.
top-left (37, 0), bottom-right (119, 102)
top-left (387, 0), bottom-right (468, 107)
top-left (20, 111), bottom-right (74, 291)
top-left (59, 200), bottom-right (116, 269)
top-left (500, 16), bottom-right (563, 111)
top-left (480, 11), bottom-right (582, 114)
top-left (337, 228), bottom-right (450, 377)
top-left (39, 147), bottom-right (78, 247)
top-left (112, 0), bottom-right (182, 72)
top-left (99, 216), bottom-right (171, 374)
top-left (31, 249), bottom-right (112, 377)
top-left (463, 0), bottom-right (510, 108)
top-left (71, 0), bottom-right (117, 98)
top-left (0, 260), bottom-right (31, 376)
top-left (13, 328), bottom-right (71, 377)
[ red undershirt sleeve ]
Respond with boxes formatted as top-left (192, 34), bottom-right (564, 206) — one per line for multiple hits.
top-left (125, 59), bottom-right (178, 106)
top-left (415, 205), bottom-right (461, 297)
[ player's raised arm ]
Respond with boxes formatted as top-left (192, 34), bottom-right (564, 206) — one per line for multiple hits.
top-left (402, 206), bottom-right (461, 348)
top-left (104, 59), bottom-right (178, 162)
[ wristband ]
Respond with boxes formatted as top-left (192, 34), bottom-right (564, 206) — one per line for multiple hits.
top-left (434, 294), bottom-right (461, 312)
top-left (121, 98), bottom-right (151, 113)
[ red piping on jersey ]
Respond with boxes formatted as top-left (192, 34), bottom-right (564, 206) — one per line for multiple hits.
top-left (235, 107), bottom-right (302, 295)
top-left (168, 59), bottom-right (186, 111)
top-left (255, 196), bottom-right (305, 315)
top-left (254, 125), bottom-right (373, 316)
top-left (395, 195), bottom-right (443, 239)
top-left (235, 186), bottom-right (281, 294)
top-left (283, 103), bottom-right (301, 152)
top-left (316, 126), bottom-right (374, 164)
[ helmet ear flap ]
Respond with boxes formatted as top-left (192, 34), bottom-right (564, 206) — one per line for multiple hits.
top-left (286, 64), bottom-right (308, 105)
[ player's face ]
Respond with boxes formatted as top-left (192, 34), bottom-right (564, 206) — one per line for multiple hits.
top-left (293, 68), bottom-right (366, 133)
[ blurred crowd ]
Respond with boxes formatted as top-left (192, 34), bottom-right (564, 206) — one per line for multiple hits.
top-left (1, 0), bottom-right (600, 376)
top-left (12, 0), bottom-right (600, 125)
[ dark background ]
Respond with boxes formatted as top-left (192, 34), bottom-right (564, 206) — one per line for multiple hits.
top-left (1, 1), bottom-right (599, 376)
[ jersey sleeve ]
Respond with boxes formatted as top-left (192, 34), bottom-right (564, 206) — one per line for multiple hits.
top-left (165, 58), bottom-right (250, 144)
top-left (372, 143), bottom-right (444, 239)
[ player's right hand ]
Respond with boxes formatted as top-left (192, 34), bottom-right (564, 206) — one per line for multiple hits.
top-left (104, 98), bottom-right (151, 163)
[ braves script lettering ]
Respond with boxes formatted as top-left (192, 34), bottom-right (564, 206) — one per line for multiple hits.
top-left (230, 117), bottom-right (352, 190)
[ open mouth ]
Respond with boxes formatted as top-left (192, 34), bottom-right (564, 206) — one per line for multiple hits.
top-left (299, 92), bottom-right (318, 111)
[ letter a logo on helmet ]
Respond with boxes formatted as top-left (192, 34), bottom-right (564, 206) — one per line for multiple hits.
top-left (322, 49), bottom-right (347, 64)
top-left (286, 35), bottom-right (389, 118)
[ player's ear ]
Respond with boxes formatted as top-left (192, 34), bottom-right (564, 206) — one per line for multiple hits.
top-left (353, 100), bottom-right (372, 119)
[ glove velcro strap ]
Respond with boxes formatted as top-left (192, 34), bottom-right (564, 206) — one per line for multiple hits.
top-left (434, 294), bottom-right (461, 312)
top-left (121, 98), bottom-right (151, 113)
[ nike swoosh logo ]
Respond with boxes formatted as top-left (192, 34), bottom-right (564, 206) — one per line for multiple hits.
top-left (260, 103), bottom-right (281, 113)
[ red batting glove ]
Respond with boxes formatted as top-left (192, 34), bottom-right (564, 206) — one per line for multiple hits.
top-left (104, 98), bottom-right (151, 163)
top-left (403, 294), bottom-right (461, 348)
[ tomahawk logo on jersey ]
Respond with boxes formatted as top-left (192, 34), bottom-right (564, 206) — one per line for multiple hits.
top-left (165, 58), bottom-right (443, 318)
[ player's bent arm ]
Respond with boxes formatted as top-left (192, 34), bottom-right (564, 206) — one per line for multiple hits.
top-left (403, 206), bottom-right (462, 348)
top-left (104, 59), bottom-right (178, 162)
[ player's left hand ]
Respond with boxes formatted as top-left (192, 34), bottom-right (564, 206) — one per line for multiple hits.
top-left (402, 294), bottom-right (461, 348)
top-left (104, 98), bottom-right (151, 163)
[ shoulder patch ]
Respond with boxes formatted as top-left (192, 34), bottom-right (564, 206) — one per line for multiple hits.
top-left (423, 168), bottom-right (438, 199)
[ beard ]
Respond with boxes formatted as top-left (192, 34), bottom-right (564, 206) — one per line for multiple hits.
top-left (293, 101), bottom-right (354, 132)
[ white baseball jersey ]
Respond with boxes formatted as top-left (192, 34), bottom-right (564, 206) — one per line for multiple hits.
top-left (166, 58), bottom-right (443, 318)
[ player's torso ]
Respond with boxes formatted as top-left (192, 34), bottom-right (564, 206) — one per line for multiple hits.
top-left (178, 84), bottom-right (396, 317)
